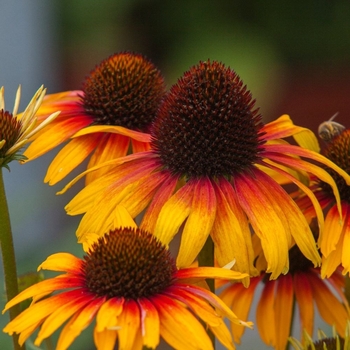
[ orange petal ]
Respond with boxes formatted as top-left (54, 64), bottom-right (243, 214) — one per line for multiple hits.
top-left (274, 274), bottom-right (294, 350)
top-left (293, 272), bottom-right (314, 337)
top-left (256, 279), bottom-right (276, 345)
top-left (234, 169), bottom-right (290, 278)
top-left (309, 273), bottom-right (348, 337)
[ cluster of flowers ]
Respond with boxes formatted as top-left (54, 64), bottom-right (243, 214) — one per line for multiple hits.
top-left (1, 52), bottom-right (350, 349)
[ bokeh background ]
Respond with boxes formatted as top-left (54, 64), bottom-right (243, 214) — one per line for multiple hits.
top-left (1, 1), bottom-right (350, 349)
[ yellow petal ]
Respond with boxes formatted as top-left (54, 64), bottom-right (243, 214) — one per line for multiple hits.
top-left (117, 299), bottom-right (140, 350)
top-left (38, 252), bottom-right (82, 273)
top-left (72, 124), bottom-right (151, 142)
top-left (137, 298), bottom-right (160, 349)
top-left (155, 294), bottom-right (213, 350)
top-left (44, 134), bottom-right (100, 185)
top-left (177, 178), bottom-right (217, 268)
top-left (212, 178), bottom-right (257, 279)
top-left (154, 181), bottom-right (193, 245)
top-left (95, 297), bottom-right (124, 332)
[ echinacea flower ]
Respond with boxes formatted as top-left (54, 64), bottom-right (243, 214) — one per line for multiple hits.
top-left (219, 241), bottom-right (349, 350)
top-left (23, 52), bottom-right (166, 185)
top-left (0, 85), bottom-right (59, 170)
top-left (60, 60), bottom-right (350, 279)
top-left (3, 227), bottom-right (252, 350)
top-left (295, 127), bottom-right (350, 278)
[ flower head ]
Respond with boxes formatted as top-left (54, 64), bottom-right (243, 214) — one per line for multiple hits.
top-left (23, 52), bottom-right (166, 184)
top-left (219, 241), bottom-right (350, 350)
top-left (60, 60), bottom-right (350, 279)
top-left (296, 127), bottom-right (350, 277)
top-left (0, 86), bottom-right (59, 170)
top-left (3, 227), bottom-right (252, 350)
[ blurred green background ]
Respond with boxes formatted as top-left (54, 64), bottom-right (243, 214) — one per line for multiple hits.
top-left (1, 0), bottom-right (350, 349)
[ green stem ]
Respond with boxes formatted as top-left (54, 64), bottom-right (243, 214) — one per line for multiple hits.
top-left (197, 235), bottom-right (215, 347)
top-left (345, 275), bottom-right (350, 307)
top-left (0, 169), bottom-right (25, 350)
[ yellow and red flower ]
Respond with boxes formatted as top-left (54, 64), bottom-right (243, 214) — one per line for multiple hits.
top-left (60, 60), bottom-right (350, 279)
top-left (3, 227), bottom-right (252, 350)
top-left (0, 85), bottom-right (59, 170)
top-left (23, 52), bottom-right (166, 184)
top-left (295, 127), bottom-right (350, 277)
top-left (219, 242), bottom-right (349, 350)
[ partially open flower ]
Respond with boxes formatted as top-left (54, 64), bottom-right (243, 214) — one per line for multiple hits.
top-left (3, 227), bottom-right (252, 350)
top-left (0, 85), bottom-right (59, 170)
top-left (23, 52), bottom-right (166, 184)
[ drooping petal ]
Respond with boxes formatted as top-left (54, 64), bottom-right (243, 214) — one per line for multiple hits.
top-left (177, 178), bottom-right (217, 268)
top-left (309, 272), bottom-right (348, 337)
top-left (57, 296), bottom-right (106, 350)
top-left (220, 277), bottom-right (260, 343)
top-left (137, 298), bottom-right (160, 349)
top-left (3, 290), bottom-right (85, 337)
top-left (256, 279), bottom-right (276, 345)
top-left (117, 299), bottom-right (140, 350)
top-left (209, 318), bottom-right (236, 350)
top-left (141, 171), bottom-right (179, 233)
top-left (154, 181), bottom-right (194, 245)
top-left (176, 284), bottom-right (253, 328)
top-left (252, 167), bottom-right (321, 271)
top-left (274, 274), bottom-right (294, 350)
top-left (85, 133), bottom-right (130, 184)
top-left (293, 272), bottom-right (314, 337)
top-left (234, 169), bottom-right (290, 278)
top-left (261, 161), bottom-right (325, 233)
top-left (154, 294), bottom-right (214, 350)
top-left (34, 293), bottom-right (93, 346)
top-left (341, 209), bottom-right (350, 273)
top-left (211, 178), bottom-right (257, 278)
top-left (44, 133), bottom-right (100, 185)
top-left (94, 327), bottom-right (118, 350)
top-left (95, 297), bottom-right (124, 332)
top-left (320, 204), bottom-right (345, 257)
top-left (261, 114), bottom-right (320, 152)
